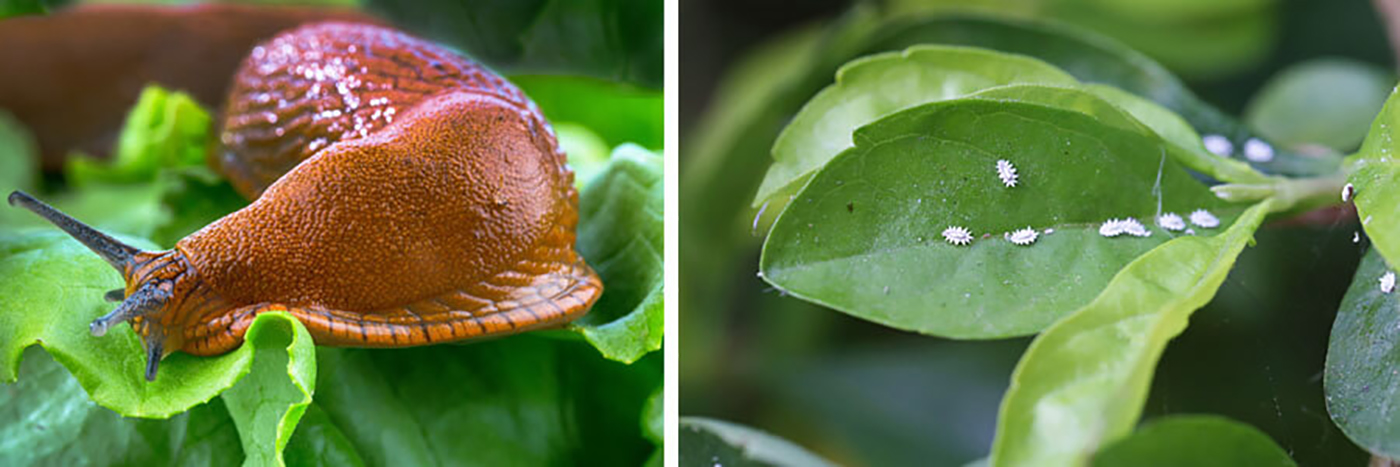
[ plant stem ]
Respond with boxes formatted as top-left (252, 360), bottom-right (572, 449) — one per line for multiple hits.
top-left (1210, 173), bottom-right (1347, 213)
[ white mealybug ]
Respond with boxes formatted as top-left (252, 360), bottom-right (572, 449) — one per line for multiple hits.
top-left (1243, 138), bottom-right (1274, 162)
top-left (1342, 183), bottom-right (1356, 203)
top-left (942, 226), bottom-right (973, 246)
top-left (1099, 218), bottom-right (1126, 237)
top-left (1006, 227), bottom-right (1038, 245)
top-left (1185, 228), bottom-right (1196, 235)
top-left (1189, 209), bottom-right (1220, 228)
top-left (1382, 271), bottom-right (1396, 294)
top-left (1202, 134), bottom-right (1233, 156)
top-left (1121, 217), bottom-right (1151, 237)
top-left (1156, 213), bottom-right (1186, 231)
top-left (996, 159), bottom-right (1018, 188)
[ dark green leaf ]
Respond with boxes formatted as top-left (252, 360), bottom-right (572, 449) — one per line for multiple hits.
top-left (761, 99), bottom-right (1240, 338)
top-left (992, 200), bottom-right (1273, 466)
top-left (570, 144), bottom-right (664, 363)
top-left (313, 339), bottom-right (660, 466)
top-left (367, 0), bottom-right (662, 87)
top-left (514, 74), bottom-right (663, 150)
top-left (679, 417), bottom-right (838, 467)
top-left (1244, 58), bottom-right (1394, 152)
top-left (1092, 415), bottom-right (1294, 467)
top-left (0, 346), bottom-right (243, 466)
top-left (284, 403), bottom-right (366, 467)
top-left (1324, 248), bottom-right (1400, 458)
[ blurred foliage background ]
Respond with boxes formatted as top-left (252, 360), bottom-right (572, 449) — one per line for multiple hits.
top-left (680, 0), bottom-right (1395, 465)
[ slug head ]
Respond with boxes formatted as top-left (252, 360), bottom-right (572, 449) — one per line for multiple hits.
top-left (8, 190), bottom-right (178, 381)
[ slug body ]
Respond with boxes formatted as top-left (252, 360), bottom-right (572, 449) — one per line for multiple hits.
top-left (10, 22), bottom-right (602, 381)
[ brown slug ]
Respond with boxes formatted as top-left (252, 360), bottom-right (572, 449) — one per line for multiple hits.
top-left (8, 22), bottom-right (603, 382)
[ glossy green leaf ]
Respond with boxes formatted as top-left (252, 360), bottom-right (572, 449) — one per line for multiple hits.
top-left (761, 99), bottom-right (1240, 338)
top-left (1324, 248), bottom-right (1400, 458)
top-left (65, 85), bottom-right (210, 186)
top-left (679, 417), bottom-right (838, 467)
top-left (1244, 58), bottom-right (1394, 152)
top-left (0, 346), bottom-right (243, 466)
top-left (312, 340), bottom-right (660, 466)
top-left (756, 45), bottom-right (1078, 205)
top-left (858, 14), bottom-right (1340, 176)
top-left (1350, 85), bottom-right (1400, 266)
top-left (991, 200), bottom-right (1273, 466)
top-left (569, 144), bottom-right (664, 363)
top-left (514, 74), bottom-right (663, 150)
top-left (1092, 415), bottom-right (1294, 467)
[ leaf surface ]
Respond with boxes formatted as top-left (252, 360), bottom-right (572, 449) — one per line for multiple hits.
top-left (991, 200), bottom-right (1272, 466)
top-left (761, 99), bottom-right (1240, 338)
top-left (1324, 247), bottom-right (1400, 458)
top-left (1091, 415), bottom-right (1294, 467)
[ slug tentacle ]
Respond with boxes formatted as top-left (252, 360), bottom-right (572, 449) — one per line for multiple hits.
top-left (90, 283), bottom-right (169, 337)
top-left (7, 190), bottom-right (141, 271)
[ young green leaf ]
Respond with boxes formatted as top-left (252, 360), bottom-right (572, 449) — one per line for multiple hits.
top-left (1324, 248), bottom-right (1400, 458)
top-left (570, 144), bottom-right (664, 363)
top-left (679, 417), bottom-right (838, 467)
top-left (761, 99), bottom-right (1240, 338)
top-left (65, 85), bottom-right (210, 186)
top-left (220, 311), bottom-right (317, 467)
top-left (756, 45), bottom-right (1078, 206)
top-left (0, 230), bottom-right (316, 423)
top-left (1348, 85), bottom-right (1400, 266)
top-left (991, 200), bottom-right (1273, 466)
top-left (1092, 415), bottom-right (1295, 467)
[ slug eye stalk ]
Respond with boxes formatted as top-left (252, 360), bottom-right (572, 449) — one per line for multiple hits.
top-left (7, 191), bottom-right (141, 271)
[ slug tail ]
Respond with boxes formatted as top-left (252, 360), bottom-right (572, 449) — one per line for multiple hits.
top-left (7, 190), bottom-right (142, 271)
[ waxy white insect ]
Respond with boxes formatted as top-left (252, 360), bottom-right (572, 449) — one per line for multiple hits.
top-left (1156, 213), bottom-right (1186, 231)
top-left (942, 226), bottom-right (973, 246)
top-left (1189, 209), bottom-right (1220, 228)
top-left (1006, 227), bottom-right (1038, 245)
top-left (1202, 134), bottom-right (1233, 156)
top-left (1342, 183), bottom-right (1356, 203)
top-left (1382, 271), bottom-right (1396, 294)
top-left (1185, 228), bottom-right (1196, 235)
top-left (1243, 138), bottom-right (1274, 162)
top-left (1122, 218), bottom-right (1151, 237)
top-left (996, 159), bottom-right (1018, 188)
top-left (1099, 218), bottom-right (1126, 237)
